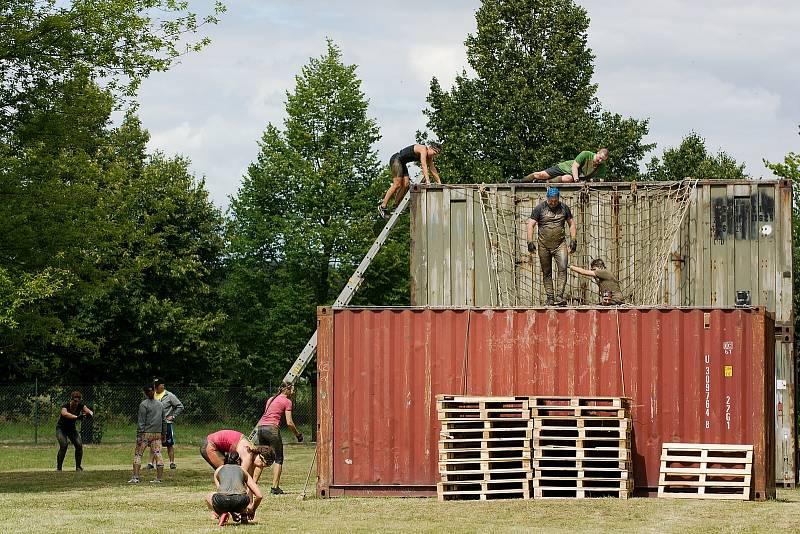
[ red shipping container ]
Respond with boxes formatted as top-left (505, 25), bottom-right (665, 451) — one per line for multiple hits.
top-left (317, 307), bottom-right (775, 500)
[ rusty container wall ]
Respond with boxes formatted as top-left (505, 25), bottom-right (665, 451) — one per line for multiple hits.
top-left (409, 180), bottom-right (794, 483)
top-left (317, 307), bottom-right (775, 500)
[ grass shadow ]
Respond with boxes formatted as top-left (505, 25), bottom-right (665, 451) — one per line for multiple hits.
top-left (0, 468), bottom-right (211, 493)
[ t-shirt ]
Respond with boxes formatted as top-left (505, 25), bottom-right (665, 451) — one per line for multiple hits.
top-left (208, 430), bottom-right (243, 453)
top-left (595, 269), bottom-right (623, 302)
top-left (217, 464), bottom-right (248, 495)
top-left (530, 201), bottom-right (573, 249)
top-left (556, 151), bottom-right (607, 181)
top-left (257, 394), bottom-right (293, 427)
top-left (396, 145), bottom-right (421, 165)
top-left (56, 402), bottom-right (84, 431)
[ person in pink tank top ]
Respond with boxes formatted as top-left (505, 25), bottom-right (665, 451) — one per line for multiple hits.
top-left (249, 382), bottom-right (303, 495)
top-left (201, 429), bottom-right (275, 477)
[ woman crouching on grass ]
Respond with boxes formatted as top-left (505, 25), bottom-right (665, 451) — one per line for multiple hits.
top-left (204, 452), bottom-right (264, 527)
top-left (200, 429), bottom-right (274, 478)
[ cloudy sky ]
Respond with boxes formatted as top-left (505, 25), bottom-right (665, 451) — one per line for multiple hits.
top-left (135, 0), bottom-right (800, 209)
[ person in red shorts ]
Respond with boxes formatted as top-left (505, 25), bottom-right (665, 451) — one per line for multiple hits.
top-left (200, 429), bottom-right (274, 477)
top-left (251, 382), bottom-right (303, 495)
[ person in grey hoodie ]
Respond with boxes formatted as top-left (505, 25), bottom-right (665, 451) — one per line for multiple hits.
top-left (129, 384), bottom-right (167, 484)
top-left (147, 378), bottom-right (184, 470)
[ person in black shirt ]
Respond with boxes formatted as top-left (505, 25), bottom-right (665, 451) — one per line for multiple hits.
top-left (56, 390), bottom-right (94, 471)
top-left (378, 142), bottom-right (442, 219)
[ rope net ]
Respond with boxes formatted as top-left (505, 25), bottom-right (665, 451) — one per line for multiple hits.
top-left (477, 180), bottom-right (697, 306)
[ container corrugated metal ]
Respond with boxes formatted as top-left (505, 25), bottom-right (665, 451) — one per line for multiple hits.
top-left (317, 307), bottom-right (775, 500)
top-left (409, 179), bottom-right (794, 484)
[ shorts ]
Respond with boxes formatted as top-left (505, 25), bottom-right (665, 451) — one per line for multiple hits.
top-left (389, 155), bottom-right (409, 178)
top-left (254, 425), bottom-right (284, 464)
top-left (544, 166), bottom-right (569, 178)
top-left (163, 423), bottom-right (175, 446)
top-left (211, 493), bottom-right (250, 514)
top-left (200, 437), bottom-right (226, 468)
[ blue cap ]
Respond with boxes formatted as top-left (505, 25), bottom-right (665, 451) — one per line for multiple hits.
top-left (546, 187), bottom-right (560, 198)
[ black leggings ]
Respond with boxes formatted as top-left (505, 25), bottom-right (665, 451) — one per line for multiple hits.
top-left (56, 427), bottom-right (83, 469)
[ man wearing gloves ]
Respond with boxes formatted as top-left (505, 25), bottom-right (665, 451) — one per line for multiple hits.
top-left (527, 187), bottom-right (577, 306)
top-left (148, 378), bottom-right (184, 471)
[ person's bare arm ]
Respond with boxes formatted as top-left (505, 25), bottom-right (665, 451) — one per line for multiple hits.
top-left (213, 466), bottom-right (223, 488)
top-left (571, 161), bottom-right (581, 182)
top-left (285, 410), bottom-right (301, 438)
top-left (60, 407), bottom-right (79, 419)
top-left (416, 145), bottom-right (431, 184)
top-left (429, 159), bottom-right (441, 184)
top-left (568, 218), bottom-right (577, 241)
top-left (245, 471), bottom-right (263, 513)
top-left (527, 218), bottom-right (537, 243)
top-left (81, 405), bottom-right (93, 417)
top-left (569, 265), bottom-right (596, 277)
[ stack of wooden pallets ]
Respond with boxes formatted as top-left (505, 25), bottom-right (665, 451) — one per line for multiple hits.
top-left (658, 443), bottom-right (752, 500)
top-left (437, 395), bottom-right (533, 500)
top-left (530, 396), bottom-right (633, 499)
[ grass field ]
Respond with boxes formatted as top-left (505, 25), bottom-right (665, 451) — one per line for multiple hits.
top-left (1, 444), bottom-right (799, 533)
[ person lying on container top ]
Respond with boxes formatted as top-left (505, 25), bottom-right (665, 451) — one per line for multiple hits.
top-left (569, 258), bottom-right (624, 305)
top-left (379, 142), bottom-right (442, 219)
top-left (509, 148), bottom-right (608, 183)
top-left (527, 187), bottom-right (577, 307)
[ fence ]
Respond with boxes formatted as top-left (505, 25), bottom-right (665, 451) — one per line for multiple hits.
top-left (0, 382), bottom-right (316, 445)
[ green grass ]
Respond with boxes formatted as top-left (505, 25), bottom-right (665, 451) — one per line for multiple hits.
top-left (1, 444), bottom-right (800, 533)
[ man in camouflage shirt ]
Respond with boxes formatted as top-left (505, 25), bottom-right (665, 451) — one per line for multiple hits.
top-left (527, 187), bottom-right (578, 306)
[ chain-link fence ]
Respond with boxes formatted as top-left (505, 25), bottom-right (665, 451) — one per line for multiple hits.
top-left (0, 382), bottom-right (316, 445)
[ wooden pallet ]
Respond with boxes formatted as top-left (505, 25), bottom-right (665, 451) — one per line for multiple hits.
top-left (439, 436), bottom-right (530, 450)
top-left (535, 437), bottom-right (630, 450)
top-left (658, 443), bottom-right (753, 500)
top-left (437, 396), bottom-right (530, 421)
top-left (533, 487), bottom-right (630, 499)
top-left (439, 447), bottom-right (531, 462)
top-left (437, 480), bottom-right (531, 501)
top-left (530, 406), bottom-right (628, 418)
top-left (534, 468), bottom-right (630, 480)
top-left (534, 417), bottom-right (631, 429)
top-left (534, 446), bottom-right (631, 461)
top-left (532, 477), bottom-right (633, 490)
top-left (441, 419), bottom-right (533, 432)
top-left (532, 458), bottom-right (630, 470)
top-left (440, 469), bottom-right (533, 483)
top-left (529, 396), bottom-right (631, 408)
top-left (439, 459), bottom-right (532, 473)
top-left (533, 426), bottom-right (629, 440)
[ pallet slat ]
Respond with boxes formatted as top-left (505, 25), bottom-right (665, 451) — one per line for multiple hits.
top-left (658, 443), bottom-right (752, 501)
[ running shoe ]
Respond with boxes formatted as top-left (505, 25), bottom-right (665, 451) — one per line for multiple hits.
top-left (378, 204), bottom-right (388, 219)
top-left (150, 478), bottom-right (162, 484)
top-left (127, 477), bottom-right (140, 484)
top-left (169, 463), bottom-right (177, 470)
top-left (145, 463), bottom-right (155, 469)
top-left (270, 487), bottom-right (285, 495)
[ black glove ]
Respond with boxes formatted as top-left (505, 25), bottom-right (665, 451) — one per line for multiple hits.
top-left (569, 240), bottom-right (577, 253)
top-left (296, 433), bottom-right (304, 443)
top-left (527, 241), bottom-right (536, 253)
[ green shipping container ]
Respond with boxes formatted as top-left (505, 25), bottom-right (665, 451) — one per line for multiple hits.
top-left (409, 179), bottom-right (795, 484)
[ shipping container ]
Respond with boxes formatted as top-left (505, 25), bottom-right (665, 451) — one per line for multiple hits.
top-left (409, 179), bottom-right (794, 483)
top-left (317, 307), bottom-right (775, 500)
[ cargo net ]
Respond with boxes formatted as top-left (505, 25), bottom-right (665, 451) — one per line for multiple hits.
top-left (477, 180), bottom-right (697, 306)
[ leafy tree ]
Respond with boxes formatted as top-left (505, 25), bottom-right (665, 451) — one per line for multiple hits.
top-left (646, 132), bottom-right (748, 181)
top-left (0, 0), bottom-right (225, 130)
top-left (424, 0), bottom-right (653, 183)
top-left (764, 126), bottom-right (799, 341)
top-left (225, 40), bottom-right (384, 385)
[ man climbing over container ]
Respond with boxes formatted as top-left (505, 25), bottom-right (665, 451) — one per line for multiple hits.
top-left (379, 142), bottom-right (442, 219)
top-left (569, 259), bottom-right (624, 305)
top-left (527, 187), bottom-right (577, 306)
top-left (510, 148), bottom-right (609, 183)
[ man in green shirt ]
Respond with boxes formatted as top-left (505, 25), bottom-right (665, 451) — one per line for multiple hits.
top-left (510, 148), bottom-right (609, 183)
top-left (569, 258), bottom-right (624, 305)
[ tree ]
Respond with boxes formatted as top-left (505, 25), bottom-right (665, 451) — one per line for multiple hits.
top-left (764, 126), bottom-right (799, 342)
top-left (0, 0), bottom-right (225, 131)
top-left (225, 40), bottom-right (384, 385)
top-left (646, 132), bottom-right (749, 181)
top-left (424, 0), bottom-right (653, 183)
